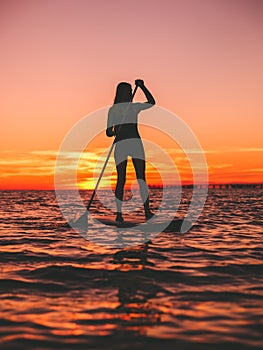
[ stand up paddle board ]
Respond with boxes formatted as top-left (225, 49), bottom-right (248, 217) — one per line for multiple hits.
top-left (93, 216), bottom-right (143, 228)
top-left (93, 216), bottom-right (192, 232)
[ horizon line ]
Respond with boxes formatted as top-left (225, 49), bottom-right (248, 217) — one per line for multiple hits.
top-left (1, 182), bottom-right (263, 191)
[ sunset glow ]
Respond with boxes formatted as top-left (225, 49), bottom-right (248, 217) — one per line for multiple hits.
top-left (1, 0), bottom-right (262, 189)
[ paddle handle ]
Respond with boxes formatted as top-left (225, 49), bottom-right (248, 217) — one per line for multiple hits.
top-left (86, 85), bottom-right (138, 211)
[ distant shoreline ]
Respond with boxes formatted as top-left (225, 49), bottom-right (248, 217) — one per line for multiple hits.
top-left (1, 183), bottom-right (263, 191)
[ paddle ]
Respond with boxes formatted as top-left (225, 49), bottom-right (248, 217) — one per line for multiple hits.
top-left (74, 85), bottom-right (138, 230)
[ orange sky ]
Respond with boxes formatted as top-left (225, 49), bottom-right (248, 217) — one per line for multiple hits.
top-left (1, 0), bottom-right (263, 189)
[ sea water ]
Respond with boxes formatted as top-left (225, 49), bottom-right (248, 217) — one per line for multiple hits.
top-left (0, 189), bottom-right (262, 349)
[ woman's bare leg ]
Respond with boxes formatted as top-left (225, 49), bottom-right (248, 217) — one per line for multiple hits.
top-left (115, 160), bottom-right (127, 221)
top-left (132, 158), bottom-right (154, 219)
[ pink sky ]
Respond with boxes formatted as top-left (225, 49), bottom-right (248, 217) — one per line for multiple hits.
top-left (1, 0), bottom-right (263, 188)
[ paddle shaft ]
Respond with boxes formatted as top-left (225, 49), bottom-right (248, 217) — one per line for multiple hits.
top-left (86, 85), bottom-right (138, 211)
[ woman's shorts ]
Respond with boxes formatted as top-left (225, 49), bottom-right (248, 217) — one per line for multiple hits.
top-left (114, 138), bottom-right (145, 165)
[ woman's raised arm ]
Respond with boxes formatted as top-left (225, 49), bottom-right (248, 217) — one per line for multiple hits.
top-left (135, 79), bottom-right (155, 105)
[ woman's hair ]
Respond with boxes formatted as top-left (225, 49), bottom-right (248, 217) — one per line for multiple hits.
top-left (114, 82), bottom-right (132, 104)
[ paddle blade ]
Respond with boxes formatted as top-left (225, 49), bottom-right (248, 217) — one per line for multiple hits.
top-left (72, 211), bottom-right (88, 231)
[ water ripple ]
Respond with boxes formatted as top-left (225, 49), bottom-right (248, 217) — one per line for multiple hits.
top-left (0, 189), bottom-right (263, 349)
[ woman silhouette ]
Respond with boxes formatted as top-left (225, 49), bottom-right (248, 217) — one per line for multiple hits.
top-left (106, 79), bottom-right (155, 222)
